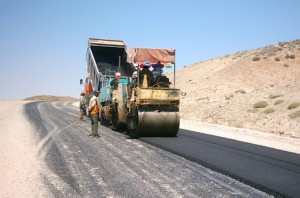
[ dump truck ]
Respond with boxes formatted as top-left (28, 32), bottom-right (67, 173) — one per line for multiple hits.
top-left (83, 38), bottom-right (180, 138)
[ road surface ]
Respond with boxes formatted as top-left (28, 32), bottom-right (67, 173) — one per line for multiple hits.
top-left (24, 101), bottom-right (274, 197)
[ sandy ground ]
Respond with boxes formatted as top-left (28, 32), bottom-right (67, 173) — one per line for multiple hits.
top-left (169, 41), bottom-right (300, 138)
top-left (0, 100), bottom-right (299, 197)
top-left (0, 101), bottom-right (50, 197)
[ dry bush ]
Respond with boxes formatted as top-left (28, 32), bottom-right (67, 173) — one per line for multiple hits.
top-left (270, 94), bottom-right (282, 99)
top-left (264, 108), bottom-right (275, 114)
top-left (225, 95), bottom-right (234, 100)
top-left (248, 109), bottom-right (259, 113)
top-left (289, 111), bottom-right (300, 119)
top-left (285, 54), bottom-right (296, 59)
top-left (253, 101), bottom-right (268, 108)
top-left (252, 56), bottom-right (261, 61)
top-left (235, 90), bottom-right (247, 94)
top-left (274, 100), bottom-right (284, 105)
top-left (291, 39), bottom-right (300, 45)
top-left (274, 57), bottom-right (280, 61)
top-left (278, 42), bottom-right (288, 47)
top-left (289, 54), bottom-right (295, 59)
top-left (197, 97), bottom-right (209, 101)
top-left (288, 102), bottom-right (300, 110)
top-left (284, 64), bottom-right (289, 67)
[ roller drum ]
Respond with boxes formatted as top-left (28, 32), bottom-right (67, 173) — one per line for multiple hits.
top-left (137, 110), bottom-right (180, 137)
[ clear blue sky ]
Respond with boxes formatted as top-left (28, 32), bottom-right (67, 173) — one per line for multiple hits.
top-left (0, 0), bottom-right (299, 100)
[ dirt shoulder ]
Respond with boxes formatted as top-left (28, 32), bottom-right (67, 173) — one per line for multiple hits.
top-left (0, 101), bottom-right (49, 197)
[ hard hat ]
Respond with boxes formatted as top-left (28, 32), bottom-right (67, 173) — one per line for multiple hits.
top-left (81, 91), bottom-right (85, 95)
top-left (93, 89), bottom-right (100, 94)
top-left (145, 61), bottom-right (151, 67)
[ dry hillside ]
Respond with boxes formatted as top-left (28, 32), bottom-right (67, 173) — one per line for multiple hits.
top-left (24, 95), bottom-right (78, 101)
top-left (171, 39), bottom-right (300, 138)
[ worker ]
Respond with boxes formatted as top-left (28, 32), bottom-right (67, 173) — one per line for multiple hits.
top-left (79, 91), bottom-right (87, 120)
top-left (152, 61), bottom-right (164, 79)
top-left (139, 60), bottom-right (154, 87)
top-left (88, 90), bottom-right (100, 138)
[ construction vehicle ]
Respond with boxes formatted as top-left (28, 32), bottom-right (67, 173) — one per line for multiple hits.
top-left (83, 38), bottom-right (180, 138)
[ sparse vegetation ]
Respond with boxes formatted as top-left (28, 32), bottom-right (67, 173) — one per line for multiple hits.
top-left (289, 54), bottom-right (295, 59)
top-left (248, 109), bottom-right (259, 113)
top-left (285, 54), bottom-right (296, 59)
top-left (225, 95), bottom-right (234, 100)
top-left (235, 90), bottom-right (247, 94)
top-left (274, 100), bottom-right (284, 105)
top-left (270, 94), bottom-right (282, 99)
top-left (274, 57), bottom-right (280, 61)
top-left (252, 56), bottom-right (261, 61)
top-left (288, 102), bottom-right (300, 110)
top-left (253, 101), bottom-right (268, 108)
top-left (289, 111), bottom-right (300, 119)
top-left (197, 97), bottom-right (209, 101)
top-left (264, 108), bottom-right (275, 114)
top-left (278, 42), bottom-right (288, 47)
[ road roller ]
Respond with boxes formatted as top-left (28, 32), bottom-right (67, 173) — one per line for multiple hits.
top-left (83, 38), bottom-right (180, 138)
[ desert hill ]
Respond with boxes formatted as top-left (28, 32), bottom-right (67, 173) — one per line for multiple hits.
top-left (171, 39), bottom-right (300, 138)
top-left (24, 95), bottom-right (78, 101)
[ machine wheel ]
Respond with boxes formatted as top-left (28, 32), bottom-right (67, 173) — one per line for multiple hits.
top-left (112, 103), bottom-right (126, 131)
top-left (99, 111), bottom-right (105, 125)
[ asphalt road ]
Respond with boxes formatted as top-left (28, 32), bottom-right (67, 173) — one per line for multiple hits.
top-left (142, 132), bottom-right (300, 197)
top-left (24, 101), bottom-right (273, 197)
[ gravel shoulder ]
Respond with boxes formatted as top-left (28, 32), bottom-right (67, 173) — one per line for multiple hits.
top-left (0, 101), bottom-right (50, 197)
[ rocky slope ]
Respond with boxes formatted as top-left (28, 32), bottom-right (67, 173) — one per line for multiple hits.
top-left (170, 39), bottom-right (300, 138)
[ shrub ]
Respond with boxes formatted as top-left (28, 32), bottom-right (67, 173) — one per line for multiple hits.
top-left (288, 102), bottom-right (300, 110)
top-left (253, 56), bottom-right (261, 61)
top-left (278, 42), bottom-right (288, 47)
top-left (274, 57), bottom-right (280, 61)
top-left (197, 97), bottom-right (209, 101)
top-left (248, 109), bottom-right (259, 113)
top-left (225, 95), bottom-right (234, 100)
top-left (264, 108), bottom-right (275, 114)
top-left (289, 111), bottom-right (300, 119)
top-left (253, 101), bottom-right (268, 108)
top-left (286, 54), bottom-right (296, 59)
top-left (235, 90), bottom-right (247, 94)
top-left (274, 100), bottom-right (284, 105)
top-left (270, 94), bottom-right (282, 99)
top-left (284, 64), bottom-right (289, 67)
top-left (289, 54), bottom-right (295, 59)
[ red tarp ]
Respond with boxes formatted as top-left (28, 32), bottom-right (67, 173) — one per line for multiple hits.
top-left (127, 48), bottom-right (175, 67)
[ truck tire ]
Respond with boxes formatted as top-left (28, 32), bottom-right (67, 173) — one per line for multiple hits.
top-left (112, 103), bottom-right (126, 131)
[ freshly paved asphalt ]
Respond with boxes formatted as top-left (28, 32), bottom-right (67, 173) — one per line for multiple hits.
top-left (142, 129), bottom-right (300, 197)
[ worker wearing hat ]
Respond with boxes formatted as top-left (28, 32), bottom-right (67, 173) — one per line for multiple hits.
top-left (79, 91), bottom-right (87, 120)
top-left (139, 60), bottom-right (154, 87)
top-left (88, 90), bottom-right (100, 138)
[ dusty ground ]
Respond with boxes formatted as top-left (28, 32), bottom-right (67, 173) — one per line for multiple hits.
top-left (1, 100), bottom-right (299, 197)
top-left (169, 39), bottom-right (300, 138)
top-left (0, 101), bottom-right (50, 197)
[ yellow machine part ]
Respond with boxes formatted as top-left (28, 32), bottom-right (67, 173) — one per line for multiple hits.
top-left (137, 110), bottom-right (180, 137)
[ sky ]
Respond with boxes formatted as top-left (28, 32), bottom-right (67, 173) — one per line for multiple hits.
top-left (0, 0), bottom-right (299, 100)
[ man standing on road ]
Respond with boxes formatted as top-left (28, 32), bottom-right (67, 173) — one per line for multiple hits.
top-left (79, 91), bottom-right (87, 120)
top-left (88, 90), bottom-right (100, 138)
